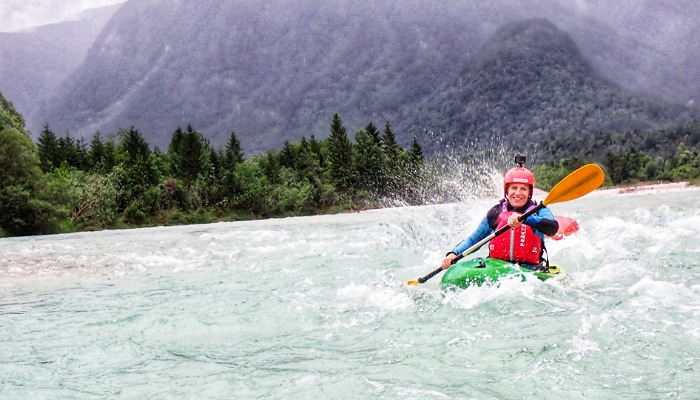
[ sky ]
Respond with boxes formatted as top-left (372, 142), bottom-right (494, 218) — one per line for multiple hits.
top-left (0, 0), bottom-right (126, 32)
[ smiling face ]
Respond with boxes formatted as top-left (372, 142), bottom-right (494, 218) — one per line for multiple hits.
top-left (506, 183), bottom-right (531, 208)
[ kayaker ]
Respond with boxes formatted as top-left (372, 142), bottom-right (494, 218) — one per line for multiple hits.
top-left (440, 156), bottom-right (559, 270)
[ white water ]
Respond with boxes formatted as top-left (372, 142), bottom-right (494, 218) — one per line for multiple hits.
top-left (1, 188), bottom-right (699, 399)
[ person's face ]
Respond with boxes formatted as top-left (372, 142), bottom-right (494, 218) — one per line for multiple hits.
top-left (507, 183), bottom-right (531, 208)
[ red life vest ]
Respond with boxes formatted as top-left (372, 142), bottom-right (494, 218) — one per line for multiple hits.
top-left (488, 202), bottom-right (542, 264)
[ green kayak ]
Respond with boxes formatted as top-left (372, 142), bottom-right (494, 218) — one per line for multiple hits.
top-left (440, 257), bottom-right (564, 290)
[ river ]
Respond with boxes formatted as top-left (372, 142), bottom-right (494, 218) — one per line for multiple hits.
top-left (1, 186), bottom-right (699, 399)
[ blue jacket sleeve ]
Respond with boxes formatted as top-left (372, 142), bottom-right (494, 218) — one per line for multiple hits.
top-left (524, 206), bottom-right (558, 237)
top-left (452, 216), bottom-right (494, 255)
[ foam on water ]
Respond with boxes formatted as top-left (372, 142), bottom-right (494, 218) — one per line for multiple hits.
top-left (1, 188), bottom-right (700, 398)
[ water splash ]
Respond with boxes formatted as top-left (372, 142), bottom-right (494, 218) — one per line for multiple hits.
top-left (376, 148), bottom-right (508, 207)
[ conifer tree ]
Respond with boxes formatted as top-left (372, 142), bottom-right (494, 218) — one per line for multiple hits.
top-left (327, 113), bottom-right (355, 194)
top-left (309, 135), bottom-right (321, 154)
top-left (207, 148), bottom-right (222, 182)
top-left (101, 140), bottom-right (118, 174)
top-left (354, 128), bottom-right (386, 192)
top-left (408, 136), bottom-right (424, 166)
top-left (36, 125), bottom-right (61, 172)
top-left (280, 140), bottom-right (296, 169)
top-left (381, 121), bottom-right (401, 165)
top-left (76, 136), bottom-right (90, 171)
top-left (88, 133), bottom-right (117, 174)
top-left (169, 127), bottom-right (185, 154)
top-left (57, 133), bottom-right (81, 170)
top-left (89, 132), bottom-right (105, 172)
top-left (168, 127), bottom-right (185, 177)
top-left (381, 121), bottom-right (402, 192)
top-left (308, 134), bottom-right (324, 167)
top-left (261, 151), bottom-right (281, 185)
top-left (297, 136), bottom-right (317, 177)
top-left (224, 130), bottom-right (244, 166)
top-left (178, 125), bottom-right (209, 185)
top-left (116, 127), bottom-right (158, 212)
top-left (365, 122), bottom-right (381, 145)
top-left (120, 127), bottom-right (151, 166)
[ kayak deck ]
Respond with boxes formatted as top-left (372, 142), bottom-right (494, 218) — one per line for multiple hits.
top-left (440, 257), bottom-right (564, 289)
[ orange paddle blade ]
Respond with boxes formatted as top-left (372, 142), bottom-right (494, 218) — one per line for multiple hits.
top-left (543, 164), bottom-right (604, 206)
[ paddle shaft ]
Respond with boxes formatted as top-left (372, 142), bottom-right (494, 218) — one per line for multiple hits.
top-left (415, 203), bottom-right (544, 284)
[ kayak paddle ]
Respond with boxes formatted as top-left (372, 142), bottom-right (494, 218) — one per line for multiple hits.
top-left (404, 163), bottom-right (605, 286)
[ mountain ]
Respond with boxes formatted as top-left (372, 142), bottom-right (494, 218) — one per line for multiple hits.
top-left (403, 19), bottom-right (694, 152)
top-left (0, 4), bottom-right (122, 123)
top-left (19, 0), bottom-right (700, 153)
top-left (35, 0), bottom-right (482, 150)
top-left (552, 0), bottom-right (700, 106)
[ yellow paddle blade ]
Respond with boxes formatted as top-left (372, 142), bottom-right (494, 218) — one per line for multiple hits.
top-left (404, 279), bottom-right (419, 286)
top-left (543, 164), bottom-right (604, 206)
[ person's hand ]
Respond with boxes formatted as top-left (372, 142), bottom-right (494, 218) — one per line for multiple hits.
top-left (441, 253), bottom-right (458, 269)
top-left (508, 213), bottom-right (523, 229)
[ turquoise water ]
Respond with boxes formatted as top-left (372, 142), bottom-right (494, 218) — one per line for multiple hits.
top-left (1, 188), bottom-right (699, 399)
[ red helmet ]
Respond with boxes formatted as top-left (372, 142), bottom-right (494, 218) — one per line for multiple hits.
top-left (503, 166), bottom-right (535, 197)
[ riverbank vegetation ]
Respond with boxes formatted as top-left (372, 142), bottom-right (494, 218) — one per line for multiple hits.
top-left (2, 95), bottom-right (425, 236)
top-left (529, 118), bottom-right (700, 190)
top-left (2, 90), bottom-right (700, 237)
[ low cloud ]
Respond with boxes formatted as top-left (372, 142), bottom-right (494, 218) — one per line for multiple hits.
top-left (0, 0), bottom-right (125, 32)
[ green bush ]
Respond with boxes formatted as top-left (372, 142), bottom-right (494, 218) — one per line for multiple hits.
top-left (124, 201), bottom-right (147, 225)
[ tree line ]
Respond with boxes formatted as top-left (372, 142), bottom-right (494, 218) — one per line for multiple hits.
top-left (528, 119), bottom-right (700, 189)
top-left (3, 86), bottom-right (699, 238)
top-left (1, 100), bottom-right (424, 236)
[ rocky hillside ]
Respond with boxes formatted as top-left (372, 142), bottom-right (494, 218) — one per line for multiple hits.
top-left (403, 19), bottom-right (694, 152)
top-left (0, 5), bottom-right (121, 123)
top-left (9, 0), bottom-right (698, 153)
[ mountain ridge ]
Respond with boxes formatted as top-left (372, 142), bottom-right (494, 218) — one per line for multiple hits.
top-left (6, 0), bottom-right (698, 153)
top-left (403, 18), bottom-right (693, 152)
top-left (0, 4), bottom-right (122, 122)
